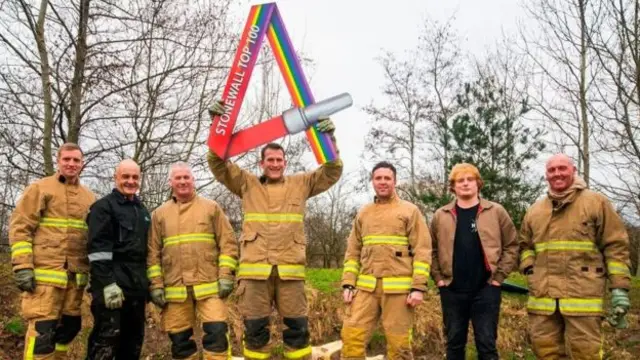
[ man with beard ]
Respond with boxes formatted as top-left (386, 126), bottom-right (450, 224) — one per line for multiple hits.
top-left (519, 154), bottom-right (631, 359)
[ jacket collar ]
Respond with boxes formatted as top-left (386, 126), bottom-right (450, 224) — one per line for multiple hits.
top-left (172, 191), bottom-right (197, 203)
top-left (112, 188), bottom-right (140, 204)
top-left (56, 172), bottom-right (79, 185)
top-left (374, 193), bottom-right (400, 204)
top-left (442, 197), bottom-right (493, 212)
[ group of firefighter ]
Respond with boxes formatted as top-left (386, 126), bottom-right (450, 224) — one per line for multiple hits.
top-left (8, 99), bottom-right (632, 360)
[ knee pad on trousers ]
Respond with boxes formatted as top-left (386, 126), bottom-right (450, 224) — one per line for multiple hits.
top-left (54, 315), bottom-right (81, 345)
top-left (169, 328), bottom-right (197, 359)
top-left (202, 322), bottom-right (229, 353)
top-left (283, 317), bottom-right (310, 348)
top-left (34, 319), bottom-right (57, 355)
top-left (244, 317), bottom-right (270, 349)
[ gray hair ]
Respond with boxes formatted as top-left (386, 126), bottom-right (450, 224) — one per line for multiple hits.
top-left (168, 161), bottom-right (193, 180)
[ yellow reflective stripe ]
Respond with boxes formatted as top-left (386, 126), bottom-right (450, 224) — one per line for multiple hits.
top-left (26, 336), bottom-right (35, 360)
top-left (284, 345), bottom-right (312, 359)
top-left (278, 265), bottom-right (306, 279)
top-left (413, 261), bottom-right (430, 276)
top-left (76, 274), bottom-right (88, 287)
top-left (147, 265), bottom-right (162, 279)
top-left (165, 286), bottom-right (188, 301)
top-left (535, 240), bottom-right (596, 253)
top-left (34, 269), bottom-right (68, 286)
top-left (607, 261), bottom-right (630, 276)
top-left (10, 241), bottom-right (33, 257)
top-left (238, 263), bottom-right (273, 277)
top-left (55, 343), bottom-right (69, 352)
top-left (218, 255), bottom-right (238, 270)
top-left (243, 342), bottom-right (271, 359)
top-left (40, 217), bottom-right (88, 230)
top-left (356, 274), bottom-right (376, 289)
top-left (244, 213), bottom-right (303, 222)
top-left (362, 235), bottom-right (409, 246)
top-left (163, 233), bottom-right (215, 247)
top-left (520, 250), bottom-right (535, 262)
top-left (193, 282), bottom-right (219, 299)
top-left (559, 298), bottom-right (603, 313)
top-left (527, 296), bottom-right (557, 312)
top-left (382, 277), bottom-right (413, 291)
top-left (343, 260), bottom-right (360, 275)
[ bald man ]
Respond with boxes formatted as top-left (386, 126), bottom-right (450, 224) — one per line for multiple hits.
top-left (86, 159), bottom-right (151, 359)
top-left (518, 154), bottom-right (631, 359)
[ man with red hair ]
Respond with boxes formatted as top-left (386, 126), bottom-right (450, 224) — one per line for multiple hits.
top-left (430, 163), bottom-right (518, 360)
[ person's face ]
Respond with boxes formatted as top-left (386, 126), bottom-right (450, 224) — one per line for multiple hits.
top-left (115, 164), bottom-right (140, 198)
top-left (169, 168), bottom-right (195, 198)
top-left (545, 157), bottom-right (576, 192)
top-left (57, 149), bottom-right (84, 179)
top-left (372, 168), bottom-right (396, 198)
top-left (260, 149), bottom-right (286, 181)
top-left (453, 172), bottom-right (479, 199)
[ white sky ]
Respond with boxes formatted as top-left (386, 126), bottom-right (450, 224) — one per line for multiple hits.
top-left (231, 0), bottom-right (526, 184)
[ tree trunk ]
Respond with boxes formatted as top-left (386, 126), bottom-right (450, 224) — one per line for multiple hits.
top-left (67, 0), bottom-right (91, 143)
top-left (34, 0), bottom-right (54, 175)
top-left (579, 0), bottom-right (590, 186)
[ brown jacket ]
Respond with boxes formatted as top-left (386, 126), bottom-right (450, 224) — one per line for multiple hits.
top-left (146, 194), bottom-right (238, 302)
top-left (430, 198), bottom-right (518, 286)
top-left (207, 150), bottom-right (343, 281)
top-left (9, 174), bottom-right (96, 288)
top-left (519, 186), bottom-right (631, 316)
top-left (341, 195), bottom-right (432, 293)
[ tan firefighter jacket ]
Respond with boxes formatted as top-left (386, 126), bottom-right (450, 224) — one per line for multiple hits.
top-left (147, 194), bottom-right (239, 302)
top-left (430, 198), bottom-right (518, 285)
top-left (207, 150), bottom-right (343, 281)
top-left (9, 173), bottom-right (96, 288)
top-left (519, 185), bottom-right (631, 316)
top-left (341, 195), bottom-right (432, 293)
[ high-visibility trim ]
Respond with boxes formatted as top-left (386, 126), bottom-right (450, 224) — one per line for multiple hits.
top-left (558, 298), bottom-right (603, 313)
top-left (147, 265), bottom-right (162, 279)
top-left (243, 342), bottom-right (271, 359)
top-left (527, 296), bottom-right (557, 312)
top-left (278, 265), bottom-right (306, 279)
top-left (382, 277), bottom-right (412, 292)
top-left (88, 252), bottom-right (112, 262)
top-left (163, 233), bottom-right (215, 247)
top-left (25, 336), bottom-right (35, 360)
top-left (607, 261), bottom-right (630, 276)
top-left (193, 282), bottom-right (219, 299)
top-left (238, 263), bottom-right (273, 277)
top-left (356, 274), bottom-right (376, 290)
top-left (34, 268), bottom-right (68, 287)
top-left (10, 241), bottom-right (32, 257)
top-left (284, 345), bottom-right (312, 359)
top-left (244, 213), bottom-right (303, 222)
top-left (55, 343), bottom-right (69, 352)
top-left (362, 235), bottom-right (409, 246)
top-left (520, 250), bottom-right (535, 262)
top-left (412, 261), bottom-right (430, 276)
top-left (219, 255), bottom-right (238, 270)
top-left (76, 274), bottom-right (88, 287)
top-left (535, 240), bottom-right (596, 253)
top-left (39, 217), bottom-right (88, 230)
top-left (343, 260), bottom-right (360, 275)
top-left (165, 286), bottom-right (188, 302)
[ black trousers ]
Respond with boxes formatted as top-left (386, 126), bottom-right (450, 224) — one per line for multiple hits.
top-left (86, 296), bottom-right (146, 360)
top-left (439, 284), bottom-right (502, 360)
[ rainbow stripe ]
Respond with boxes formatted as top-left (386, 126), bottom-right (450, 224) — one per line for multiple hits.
top-left (262, 4), bottom-right (338, 163)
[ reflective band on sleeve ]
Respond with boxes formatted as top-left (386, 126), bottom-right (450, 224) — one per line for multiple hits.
top-left (163, 233), bottom-right (215, 247)
top-left (75, 274), bottom-right (88, 287)
top-left (343, 260), bottom-right (360, 275)
top-left (40, 217), bottom-right (88, 230)
top-left (284, 345), bottom-right (312, 359)
top-left (558, 298), bottom-right (603, 314)
top-left (527, 296), bottom-right (557, 313)
top-left (244, 213), bottom-right (303, 222)
top-left (238, 263), bottom-right (273, 277)
top-left (88, 252), bottom-right (113, 262)
top-left (34, 268), bottom-right (68, 287)
top-left (165, 286), bottom-right (188, 302)
top-left (356, 274), bottom-right (376, 290)
top-left (55, 343), bottom-right (69, 352)
top-left (382, 277), bottom-right (412, 292)
top-left (520, 250), bottom-right (535, 262)
top-left (535, 240), bottom-right (596, 253)
top-left (412, 261), bottom-right (430, 276)
top-left (218, 255), bottom-right (238, 270)
top-left (193, 282), bottom-right (219, 300)
top-left (147, 265), bottom-right (162, 279)
top-left (607, 261), bottom-right (630, 276)
top-left (10, 241), bottom-right (33, 257)
top-left (362, 235), bottom-right (409, 246)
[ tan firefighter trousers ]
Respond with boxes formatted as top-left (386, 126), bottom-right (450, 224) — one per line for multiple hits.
top-left (529, 310), bottom-right (602, 360)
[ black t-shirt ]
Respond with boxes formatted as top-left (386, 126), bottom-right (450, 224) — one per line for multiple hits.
top-left (448, 203), bottom-right (489, 292)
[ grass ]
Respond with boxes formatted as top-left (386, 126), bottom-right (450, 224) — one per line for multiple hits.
top-left (306, 268), bottom-right (342, 294)
top-left (3, 316), bottom-right (25, 336)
